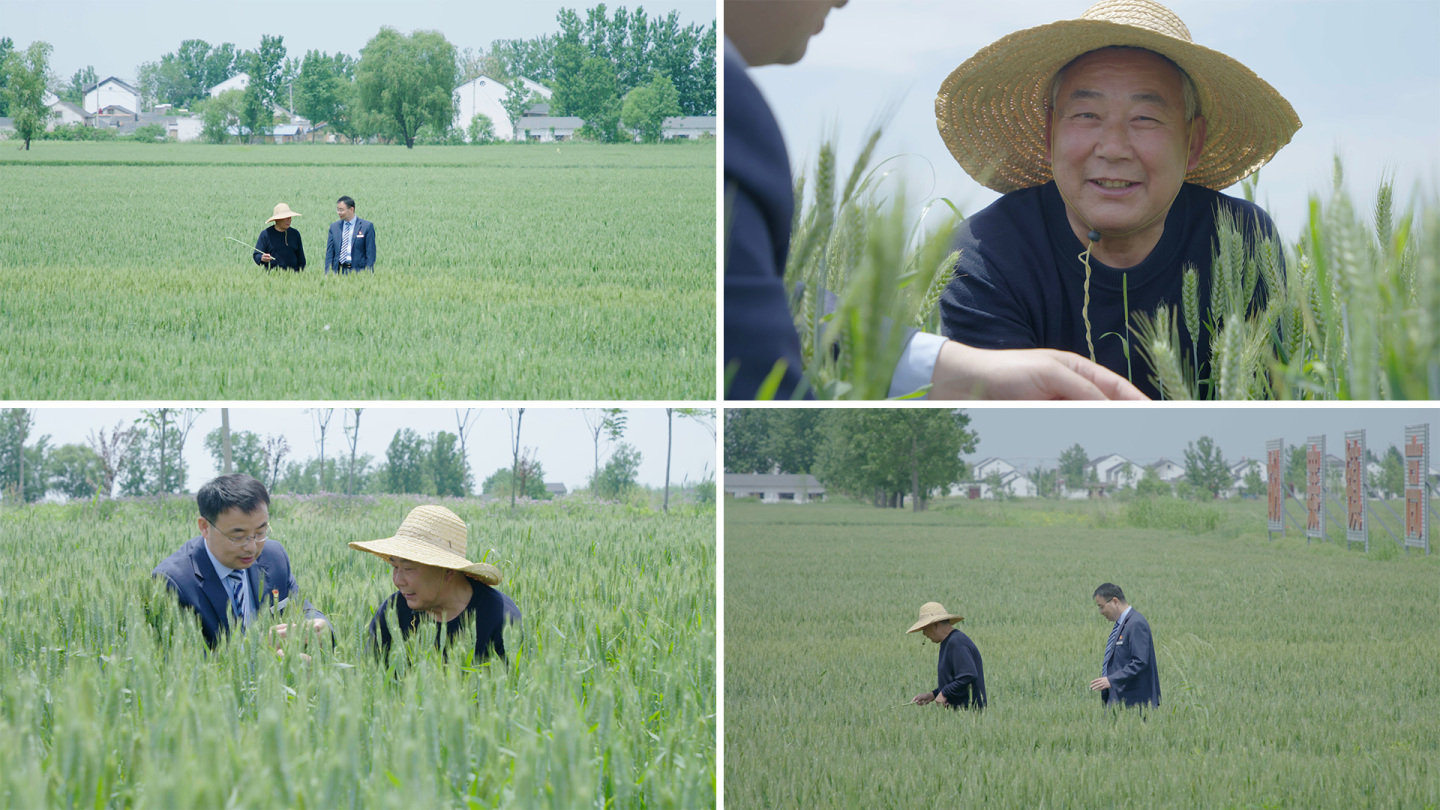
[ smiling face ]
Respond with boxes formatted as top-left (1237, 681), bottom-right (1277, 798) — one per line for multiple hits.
top-left (389, 556), bottom-right (451, 613)
top-left (199, 504), bottom-right (269, 570)
top-left (336, 202), bottom-right (355, 222)
top-left (273, 217), bottom-right (291, 232)
top-left (1047, 48), bottom-right (1206, 260)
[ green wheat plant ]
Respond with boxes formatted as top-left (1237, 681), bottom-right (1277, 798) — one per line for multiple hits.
top-left (782, 127), bottom-right (961, 399)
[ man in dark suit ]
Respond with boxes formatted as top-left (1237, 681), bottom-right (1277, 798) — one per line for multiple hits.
top-left (1089, 583), bottom-right (1160, 708)
top-left (152, 474), bottom-right (329, 651)
top-left (724, 1), bottom-right (1145, 401)
top-left (324, 195), bottom-right (377, 274)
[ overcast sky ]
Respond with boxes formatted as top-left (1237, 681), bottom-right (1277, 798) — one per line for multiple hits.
top-left (742, 0), bottom-right (1440, 243)
top-left (962, 405), bottom-right (1440, 469)
top-left (26, 407), bottom-right (715, 492)
top-left (0, 0), bottom-right (715, 83)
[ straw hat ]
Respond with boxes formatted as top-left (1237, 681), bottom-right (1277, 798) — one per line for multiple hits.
top-left (935, 0), bottom-right (1301, 194)
top-left (265, 203), bottom-right (302, 223)
top-left (348, 505), bottom-right (502, 586)
top-left (906, 601), bottom-right (964, 634)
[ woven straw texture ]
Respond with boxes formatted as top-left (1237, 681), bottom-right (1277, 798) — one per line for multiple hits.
top-left (266, 202), bottom-right (302, 223)
top-left (935, 0), bottom-right (1300, 194)
top-left (349, 504), bottom-right (502, 585)
top-left (907, 601), bottom-right (964, 633)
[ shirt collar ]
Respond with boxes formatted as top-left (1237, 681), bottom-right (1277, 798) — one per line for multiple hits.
top-left (1115, 605), bottom-right (1133, 626)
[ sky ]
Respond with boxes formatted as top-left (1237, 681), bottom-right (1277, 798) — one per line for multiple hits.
top-left (962, 405), bottom-right (1440, 469)
top-left (0, 0), bottom-right (715, 84)
top-left (743, 0), bottom-right (1440, 243)
top-left (26, 406), bottom-right (716, 492)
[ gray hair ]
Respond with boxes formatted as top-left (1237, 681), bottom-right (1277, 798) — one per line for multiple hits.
top-left (1047, 46), bottom-right (1200, 123)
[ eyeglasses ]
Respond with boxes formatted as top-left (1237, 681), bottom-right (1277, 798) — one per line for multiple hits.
top-left (215, 529), bottom-right (270, 547)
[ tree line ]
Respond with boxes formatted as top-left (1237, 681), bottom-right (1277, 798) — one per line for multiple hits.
top-left (0, 5), bottom-right (714, 149)
top-left (0, 408), bottom-right (720, 506)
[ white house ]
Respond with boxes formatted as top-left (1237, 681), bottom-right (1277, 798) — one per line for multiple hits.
top-left (1149, 458), bottom-right (1186, 482)
top-left (660, 115), bottom-right (716, 140)
top-left (972, 457), bottom-right (1017, 480)
top-left (978, 470), bottom-right (1037, 499)
top-left (545, 482), bottom-right (567, 497)
top-left (724, 473), bottom-right (825, 504)
top-left (173, 116), bottom-right (205, 142)
top-left (1090, 453), bottom-right (1141, 488)
top-left (209, 73), bottom-right (249, 97)
top-left (46, 99), bottom-right (89, 129)
top-left (515, 114), bottom-right (583, 142)
top-left (83, 77), bottom-right (141, 115)
top-left (454, 75), bottom-right (554, 142)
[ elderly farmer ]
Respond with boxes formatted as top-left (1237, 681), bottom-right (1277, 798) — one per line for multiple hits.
top-left (908, 601), bottom-right (986, 709)
top-left (151, 474), bottom-right (330, 651)
top-left (937, 0), bottom-right (1301, 399)
top-left (724, 0), bottom-right (1144, 401)
top-left (254, 202), bottom-right (306, 271)
top-left (350, 505), bottom-right (521, 663)
top-left (1090, 583), bottom-right (1160, 708)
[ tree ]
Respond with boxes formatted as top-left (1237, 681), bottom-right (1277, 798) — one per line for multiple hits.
top-left (0, 409), bottom-right (40, 503)
top-left (356, 27), bottom-right (458, 149)
top-left (262, 434), bottom-right (290, 491)
top-left (621, 71), bottom-right (680, 142)
top-left (60, 65), bottom-right (98, 105)
top-left (0, 37), bottom-right (13, 116)
top-left (47, 443), bottom-right (104, 500)
top-left (150, 39), bottom-right (239, 108)
top-left (483, 457), bottom-right (548, 500)
top-left (468, 113), bottom-right (495, 144)
top-left (309, 408), bottom-right (334, 492)
top-left (87, 420), bottom-right (139, 498)
top-left (499, 83), bottom-right (536, 141)
top-left (1058, 443), bottom-right (1089, 492)
top-left (1184, 435), bottom-right (1230, 500)
top-left (664, 408), bottom-right (714, 512)
top-left (344, 409), bottom-right (363, 494)
top-left (582, 408), bottom-right (626, 481)
top-left (813, 410), bottom-right (976, 510)
top-left (1241, 465), bottom-right (1265, 498)
top-left (506, 408), bottom-right (525, 509)
top-left (572, 56), bottom-right (621, 141)
top-left (428, 431), bottom-right (466, 497)
top-left (592, 443), bottom-right (641, 500)
top-left (2, 41), bottom-right (56, 150)
top-left (239, 34), bottom-right (286, 142)
top-left (139, 408), bottom-right (201, 495)
top-left (454, 409), bottom-right (479, 496)
top-left (295, 50), bottom-right (357, 139)
top-left (1135, 466), bottom-right (1172, 498)
top-left (983, 470), bottom-right (1010, 501)
top-left (204, 428), bottom-right (266, 480)
top-left (118, 426), bottom-right (188, 496)
top-left (384, 429), bottom-right (426, 494)
top-left (1379, 445), bottom-right (1405, 499)
top-left (199, 88), bottom-right (243, 143)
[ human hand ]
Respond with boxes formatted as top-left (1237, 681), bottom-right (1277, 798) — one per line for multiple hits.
top-left (270, 619), bottom-right (327, 642)
top-left (927, 342), bottom-right (1149, 400)
top-left (934, 692), bottom-right (949, 707)
top-left (913, 692), bottom-right (935, 706)
top-left (260, 253), bottom-right (274, 262)
top-left (1089, 676), bottom-right (1111, 692)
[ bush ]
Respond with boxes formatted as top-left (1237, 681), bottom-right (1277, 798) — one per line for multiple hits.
top-left (39, 123), bottom-right (117, 141)
top-left (128, 124), bottom-right (166, 142)
top-left (1124, 497), bottom-right (1221, 533)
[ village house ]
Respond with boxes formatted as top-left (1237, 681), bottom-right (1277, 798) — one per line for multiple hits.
top-left (724, 473), bottom-right (825, 504)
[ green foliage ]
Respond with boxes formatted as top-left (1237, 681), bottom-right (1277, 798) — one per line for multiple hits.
top-left (45, 443), bottom-right (105, 500)
top-left (591, 444), bottom-right (641, 500)
top-left (204, 428), bottom-right (267, 480)
top-left (621, 72), bottom-right (681, 143)
top-left (726, 498), bottom-right (1438, 808)
top-left (1379, 444), bottom-right (1405, 499)
top-left (812, 409), bottom-right (976, 510)
top-left (33, 123), bottom-right (116, 142)
top-left (500, 83), bottom-right (536, 140)
top-left (146, 39), bottom-right (240, 108)
top-left (1183, 435), bottom-right (1230, 499)
top-left (722, 409), bottom-right (826, 475)
top-left (1124, 496), bottom-right (1221, 532)
top-left (199, 87), bottom-right (243, 143)
top-left (0, 496), bottom-right (713, 807)
top-left (356, 28), bottom-right (458, 149)
top-left (294, 50), bottom-right (357, 140)
top-left (573, 57), bottom-right (622, 142)
top-left (239, 34), bottom-right (286, 142)
top-left (1241, 465), bottom-right (1265, 498)
top-left (127, 123), bottom-right (167, 142)
top-left (0, 141), bottom-right (713, 399)
top-left (1134, 466), bottom-right (1172, 498)
top-left (467, 112), bottom-right (496, 144)
top-left (775, 126), bottom-right (961, 399)
top-left (0, 36), bottom-right (12, 116)
top-left (1, 40), bottom-right (56, 150)
top-left (59, 65), bottom-right (97, 105)
top-left (1057, 443), bottom-right (1089, 491)
top-left (482, 464), bottom-right (549, 501)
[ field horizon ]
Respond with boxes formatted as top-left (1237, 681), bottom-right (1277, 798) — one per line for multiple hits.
top-left (724, 498), bottom-right (1439, 809)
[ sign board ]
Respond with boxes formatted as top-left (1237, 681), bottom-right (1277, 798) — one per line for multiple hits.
top-left (1345, 430), bottom-right (1367, 550)
top-left (1266, 439), bottom-right (1285, 532)
top-left (1306, 435), bottom-right (1326, 541)
top-left (1404, 424), bottom-right (1429, 553)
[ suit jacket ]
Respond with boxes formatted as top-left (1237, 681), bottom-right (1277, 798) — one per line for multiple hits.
top-left (723, 44), bottom-right (809, 400)
top-left (324, 217), bottom-right (377, 272)
top-left (1102, 608), bottom-right (1160, 707)
top-left (152, 536), bottom-right (327, 649)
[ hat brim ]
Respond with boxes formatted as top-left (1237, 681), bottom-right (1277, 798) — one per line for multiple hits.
top-left (349, 536), bottom-right (502, 586)
top-left (936, 17), bottom-right (1301, 194)
top-left (266, 212), bottom-right (301, 223)
top-left (906, 614), bottom-right (963, 634)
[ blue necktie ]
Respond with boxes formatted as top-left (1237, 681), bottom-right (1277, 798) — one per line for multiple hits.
top-left (227, 569), bottom-right (247, 627)
top-left (1102, 616), bottom-right (1123, 676)
top-left (341, 221), bottom-right (353, 264)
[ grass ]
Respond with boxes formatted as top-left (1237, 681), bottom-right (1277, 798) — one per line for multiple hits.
top-left (0, 495), bottom-right (714, 807)
top-left (0, 141), bottom-right (713, 399)
top-left (724, 498), bottom-right (1439, 809)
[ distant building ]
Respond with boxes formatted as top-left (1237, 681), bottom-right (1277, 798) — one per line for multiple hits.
top-left (46, 99), bottom-right (89, 129)
top-left (515, 115), bottom-right (583, 142)
top-left (1149, 458), bottom-right (1186, 482)
top-left (209, 73), bottom-right (250, 97)
top-left (83, 77), bottom-right (141, 115)
top-left (724, 473), bottom-right (825, 504)
top-left (659, 115), bottom-right (715, 140)
top-left (454, 75), bottom-right (554, 142)
top-left (545, 482), bottom-right (567, 497)
top-left (1090, 453), bottom-right (1141, 489)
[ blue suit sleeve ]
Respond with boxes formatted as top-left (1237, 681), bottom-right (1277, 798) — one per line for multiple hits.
top-left (365, 222), bottom-right (377, 268)
top-left (724, 181), bottom-right (808, 399)
top-left (1108, 618), bottom-right (1153, 688)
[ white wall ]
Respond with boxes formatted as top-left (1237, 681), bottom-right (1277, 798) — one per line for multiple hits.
top-left (83, 81), bottom-right (139, 114)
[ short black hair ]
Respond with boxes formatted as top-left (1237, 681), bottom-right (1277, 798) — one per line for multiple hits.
top-left (337, 196), bottom-right (356, 210)
top-left (197, 474), bottom-right (271, 525)
top-left (1094, 583), bottom-right (1126, 603)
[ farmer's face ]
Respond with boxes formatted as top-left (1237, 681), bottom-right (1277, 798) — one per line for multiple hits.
top-left (337, 202), bottom-right (355, 221)
top-left (273, 217), bottom-right (291, 231)
top-left (199, 505), bottom-right (269, 571)
top-left (922, 621), bottom-right (951, 643)
top-left (1096, 595), bottom-right (1124, 622)
top-left (1048, 48), bottom-right (1205, 248)
top-left (724, 0), bottom-right (849, 66)
top-left (390, 557), bottom-right (449, 613)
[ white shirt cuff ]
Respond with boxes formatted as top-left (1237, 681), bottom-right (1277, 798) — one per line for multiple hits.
top-left (888, 331), bottom-right (948, 398)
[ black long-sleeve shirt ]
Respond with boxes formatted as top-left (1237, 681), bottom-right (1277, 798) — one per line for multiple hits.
top-left (933, 628), bottom-right (986, 709)
top-left (254, 225), bottom-right (306, 271)
top-left (368, 578), bottom-right (520, 664)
